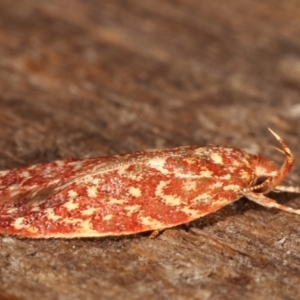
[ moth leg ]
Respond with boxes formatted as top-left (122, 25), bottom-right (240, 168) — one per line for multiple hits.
top-left (245, 192), bottom-right (300, 215)
top-left (274, 186), bottom-right (300, 193)
top-left (149, 230), bottom-right (162, 239)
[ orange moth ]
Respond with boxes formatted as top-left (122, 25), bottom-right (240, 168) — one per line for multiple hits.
top-left (0, 129), bottom-right (299, 238)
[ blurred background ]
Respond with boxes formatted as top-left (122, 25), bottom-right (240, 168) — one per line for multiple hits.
top-left (0, 1), bottom-right (300, 300)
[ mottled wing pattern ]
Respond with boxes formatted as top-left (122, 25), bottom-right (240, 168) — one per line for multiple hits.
top-left (0, 146), bottom-right (255, 238)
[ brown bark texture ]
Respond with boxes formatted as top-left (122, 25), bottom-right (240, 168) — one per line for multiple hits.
top-left (0, 1), bottom-right (300, 299)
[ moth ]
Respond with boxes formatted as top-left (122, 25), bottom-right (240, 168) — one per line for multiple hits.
top-left (0, 129), bottom-right (299, 238)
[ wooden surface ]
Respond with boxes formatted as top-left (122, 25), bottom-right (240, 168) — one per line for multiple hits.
top-left (1, 0), bottom-right (300, 299)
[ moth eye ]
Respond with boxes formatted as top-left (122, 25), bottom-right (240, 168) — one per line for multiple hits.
top-left (253, 175), bottom-right (270, 193)
top-left (255, 175), bottom-right (269, 185)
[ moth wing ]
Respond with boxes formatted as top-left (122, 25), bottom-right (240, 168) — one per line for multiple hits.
top-left (0, 164), bottom-right (241, 238)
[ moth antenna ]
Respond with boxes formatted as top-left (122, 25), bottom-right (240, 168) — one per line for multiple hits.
top-left (243, 178), bottom-right (270, 193)
top-left (268, 128), bottom-right (293, 159)
top-left (268, 128), bottom-right (294, 188)
top-left (271, 146), bottom-right (285, 155)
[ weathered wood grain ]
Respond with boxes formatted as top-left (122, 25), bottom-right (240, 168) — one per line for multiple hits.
top-left (0, 0), bottom-right (300, 299)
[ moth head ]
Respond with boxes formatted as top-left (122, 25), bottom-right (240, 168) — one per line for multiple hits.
top-left (246, 129), bottom-right (294, 195)
top-left (251, 156), bottom-right (279, 193)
